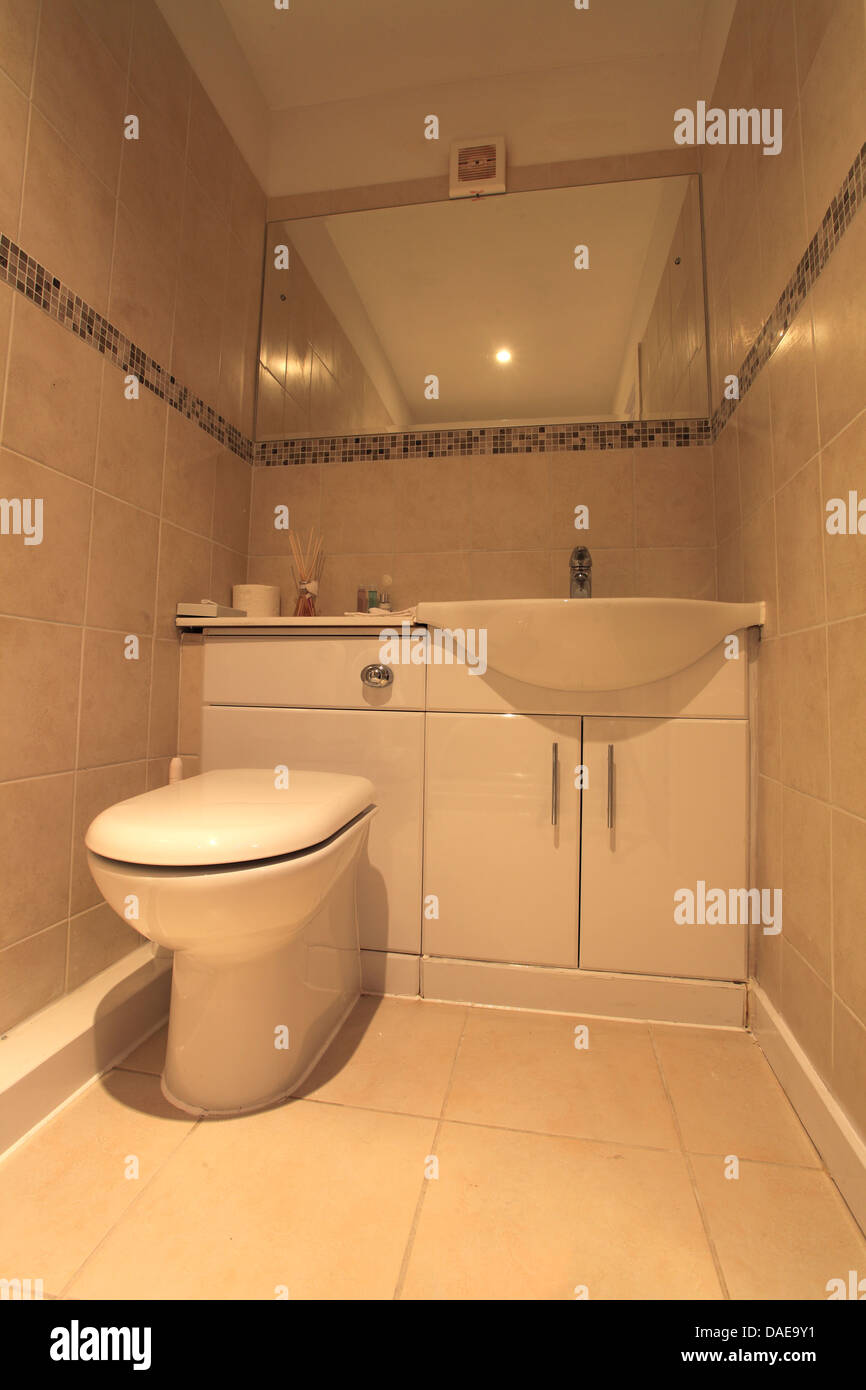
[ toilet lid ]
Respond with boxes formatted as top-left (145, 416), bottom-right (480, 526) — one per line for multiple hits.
top-left (85, 769), bottom-right (375, 867)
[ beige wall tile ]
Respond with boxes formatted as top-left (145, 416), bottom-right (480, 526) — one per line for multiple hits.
top-left (716, 524), bottom-right (743, 601)
top-left (117, 86), bottom-right (186, 262)
top-left (0, 66), bottom-right (27, 234)
top-left (33, 0), bottom-right (126, 190)
top-left (20, 111), bottom-right (116, 310)
top-left (775, 457), bottom-right (825, 632)
top-left (212, 450), bottom-right (251, 554)
top-left (0, 773), bottom-right (73, 947)
top-left (187, 76), bottom-right (235, 220)
top-left (249, 464), bottom-right (321, 556)
top-left (0, 617), bottom-right (82, 780)
top-left (757, 112), bottom-right (808, 317)
top-left (635, 547), bottom-right (716, 598)
top-left (768, 310), bottom-right (820, 490)
top-left (782, 940), bottom-right (833, 1079)
top-left (74, 0), bottom-right (133, 69)
top-left (828, 613), bottom-right (866, 819)
top-left (316, 551), bottom-right (393, 616)
top-left (321, 462), bottom-right (397, 555)
top-left (155, 523), bottom-right (212, 638)
top-left (549, 452), bottom-right (633, 549)
top-left (832, 1000), bottom-right (866, 1138)
top-left (0, 448), bottom-right (91, 623)
top-left (178, 173), bottom-right (230, 309)
top-left (469, 455), bottom-right (550, 553)
top-left (754, 775), bottom-right (783, 1003)
top-left (832, 809), bottom-right (866, 1027)
top-left (713, 420), bottom-right (740, 540)
top-left (821, 408), bottom-right (866, 621)
top-left (70, 760), bottom-right (147, 914)
top-left (469, 549), bottom-right (552, 600)
top-left (4, 298), bottom-right (102, 482)
top-left (0, 0), bottom-right (39, 91)
top-left (85, 492), bottom-right (159, 633)
top-left (391, 458), bottom-right (473, 554)
top-left (756, 636), bottom-right (782, 779)
top-left (77, 627), bottom-right (152, 767)
top-left (388, 552), bottom-right (472, 608)
top-left (95, 373), bottom-right (166, 514)
top-left (781, 786), bottom-right (832, 982)
top-left (779, 625), bottom-right (830, 799)
top-left (737, 371), bottom-right (774, 521)
top-left (147, 637), bottom-right (180, 758)
top-left (67, 900), bottom-right (140, 991)
top-left (742, 497), bottom-right (778, 636)
top-left (635, 451), bottom-right (714, 548)
top-left (170, 281), bottom-right (222, 408)
top-left (128, 0), bottom-right (190, 155)
top-left (109, 202), bottom-right (178, 366)
top-left (812, 210), bottom-right (866, 447)
top-left (0, 922), bottom-right (66, 1032)
top-left (209, 543), bottom-right (246, 608)
top-left (162, 412), bottom-right (218, 539)
top-left (799, 0), bottom-right (866, 233)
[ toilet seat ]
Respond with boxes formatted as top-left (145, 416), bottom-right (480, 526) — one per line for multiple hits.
top-left (85, 768), bottom-right (375, 868)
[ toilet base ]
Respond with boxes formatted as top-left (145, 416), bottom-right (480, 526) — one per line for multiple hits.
top-left (159, 990), bottom-right (359, 1118)
top-left (161, 853), bottom-right (363, 1115)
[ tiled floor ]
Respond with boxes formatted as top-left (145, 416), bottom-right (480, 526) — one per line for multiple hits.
top-left (2, 998), bottom-right (864, 1300)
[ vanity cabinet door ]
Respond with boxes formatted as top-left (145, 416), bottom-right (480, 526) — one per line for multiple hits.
top-left (579, 717), bottom-right (748, 981)
top-left (423, 713), bottom-right (580, 967)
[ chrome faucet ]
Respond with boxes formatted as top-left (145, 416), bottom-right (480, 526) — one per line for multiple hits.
top-left (569, 545), bottom-right (592, 597)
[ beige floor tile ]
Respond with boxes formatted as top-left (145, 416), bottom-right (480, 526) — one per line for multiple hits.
top-left (401, 1122), bottom-right (722, 1301)
top-left (0, 1071), bottom-right (194, 1292)
top-left (65, 1101), bottom-right (435, 1300)
top-left (444, 1008), bottom-right (679, 1149)
top-left (295, 996), bottom-right (466, 1117)
top-left (692, 1155), bottom-right (866, 1300)
top-left (116, 1024), bottom-right (168, 1077)
top-left (651, 1025), bottom-right (820, 1166)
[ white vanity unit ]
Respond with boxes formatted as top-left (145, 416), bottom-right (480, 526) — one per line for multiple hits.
top-left (185, 598), bottom-right (765, 1027)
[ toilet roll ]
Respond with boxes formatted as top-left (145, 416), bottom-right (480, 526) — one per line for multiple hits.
top-left (232, 584), bottom-right (280, 617)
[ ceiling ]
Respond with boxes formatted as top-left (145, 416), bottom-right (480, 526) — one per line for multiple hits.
top-left (158, 0), bottom-right (735, 195)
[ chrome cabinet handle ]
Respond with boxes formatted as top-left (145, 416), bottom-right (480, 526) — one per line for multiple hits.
top-left (551, 741), bottom-right (559, 826)
top-left (607, 743), bottom-right (614, 829)
top-left (360, 663), bottom-right (393, 688)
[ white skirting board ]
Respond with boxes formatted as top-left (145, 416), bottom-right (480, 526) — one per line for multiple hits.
top-left (0, 946), bottom-right (171, 1159)
top-left (362, 950), bottom-right (746, 1027)
top-left (750, 980), bottom-right (866, 1235)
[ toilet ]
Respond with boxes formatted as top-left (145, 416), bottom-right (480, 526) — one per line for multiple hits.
top-left (86, 768), bottom-right (376, 1117)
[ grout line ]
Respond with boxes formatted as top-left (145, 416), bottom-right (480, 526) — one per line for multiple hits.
top-left (391, 1004), bottom-right (470, 1300)
top-left (57, 1113), bottom-right (205, 1299)
top-left (647, 1025), bottom-right (732, 1300)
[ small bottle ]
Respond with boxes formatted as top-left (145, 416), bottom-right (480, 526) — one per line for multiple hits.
top-left (356, 587), bottom-right (368, 613)
top-left (367, 587), bottom-right (378, 610)
top-left (379, 591), bottom-right (391, 612)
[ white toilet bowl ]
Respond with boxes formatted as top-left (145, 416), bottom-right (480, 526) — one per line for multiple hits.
top-left (86, 768), bottom-right (376, 1116)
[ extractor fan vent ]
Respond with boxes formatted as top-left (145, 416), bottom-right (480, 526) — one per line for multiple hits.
top-left (449, 136), bottom-right (506, 198)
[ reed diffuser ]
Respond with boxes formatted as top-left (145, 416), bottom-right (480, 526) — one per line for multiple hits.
top-left (289, 528), bottom-right (324, 616)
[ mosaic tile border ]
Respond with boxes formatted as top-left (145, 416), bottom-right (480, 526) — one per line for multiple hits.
top-left (0, 140), bottom-right (861, 470)
top-left (0, 236), bottom-right (253, 464)
top-left (254, 417), bottom-right (712, 466)
top-left (710, 140), bottom-right (865, 440)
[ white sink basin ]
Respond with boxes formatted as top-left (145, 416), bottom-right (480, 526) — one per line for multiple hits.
top-left (415, 597), bottom-right (766, 691)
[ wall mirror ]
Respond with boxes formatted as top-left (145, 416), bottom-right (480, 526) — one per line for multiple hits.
top-left (256, 174), bottom-right (709, 439)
